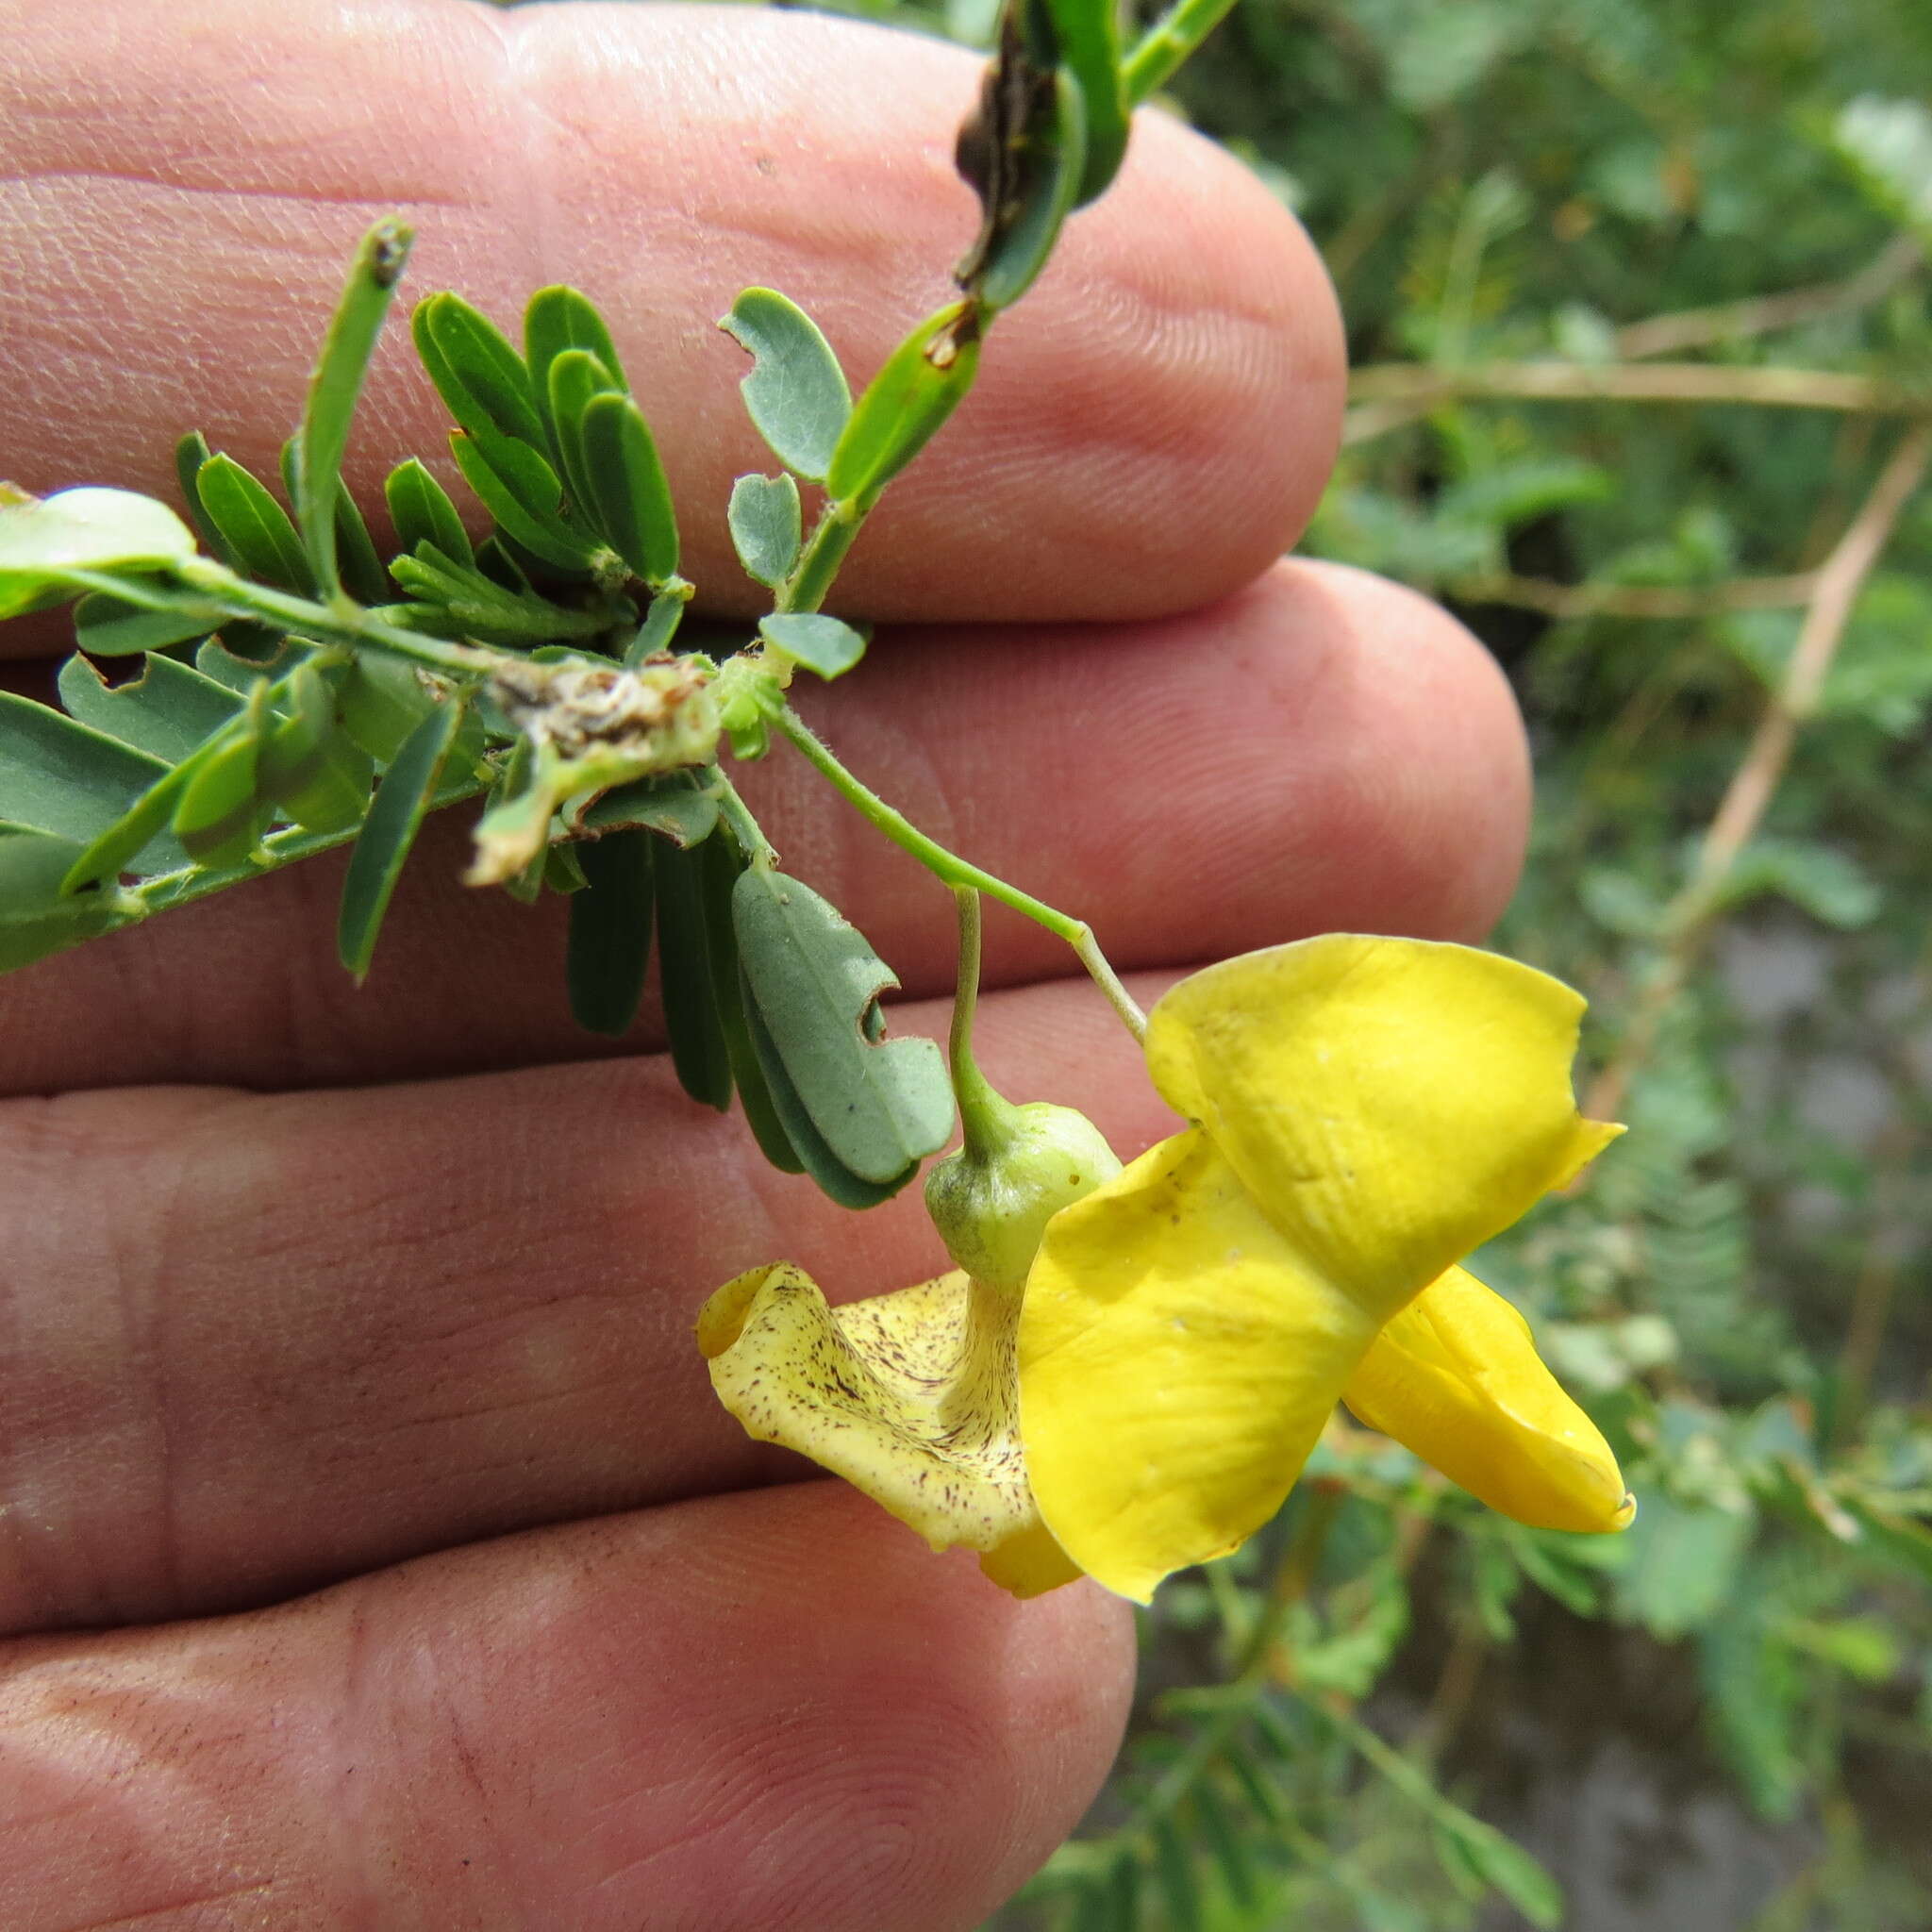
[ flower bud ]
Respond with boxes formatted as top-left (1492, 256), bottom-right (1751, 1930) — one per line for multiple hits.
top-left (925, 1099), bottom-right (1122, 1294)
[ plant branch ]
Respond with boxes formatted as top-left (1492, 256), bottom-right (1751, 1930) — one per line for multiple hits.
top-left (1447, 570), bottom-right (1820, 621)
top-left (1613, 234), bottom-right (1923, 360)
top-left (1343, 359), bottom-right (1926, 447)
top-left (1122, 0), bottom-right (1241, 105)
top-left (1583, 423), bottom-right (1932, 1123)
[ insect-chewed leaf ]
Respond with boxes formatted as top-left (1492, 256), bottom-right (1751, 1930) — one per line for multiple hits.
top-left (58, 653), bottom-right (243, 765)
top-left (449, 430), bottom-right (596, 572)
top-left (192, 456), bottom-right (316, 595)
top-left (824, 304), bottom-right (981, 508)
top-left (72, 587), bottom-right (218, 658)
top-left (385, 458), bottom-right (475, 569)
top-left (719, 289), bottom-right (853, 483)
top-left (654, 837), bottom-right (734, 1110)
top-left (757, 612), bottom-right (867, 680)
top-left (727, 474), bottom-right (803, 589)
top-left (412, 293), bottom-right (548, 450)
top-left (526, 287), bottom-right (628, 452)
top-left (337, 696), bottom-right (467, 979)
top-left (566, 827), bottom-right (655, 1038)
top-left (742, 991), bottom-right (905, 1205)
top-left (297, 218), bottom-right (412, 593)
top-left (732, 868), bottom-right (953, 1185)
top-left (0, 489), bottom-right (199, 619)
top-left (195, 633), bottom-right (311, 691)
top-left (0, 826), bottom-right (130, 972)
top-left (579, 392), bottom-right (679, 586)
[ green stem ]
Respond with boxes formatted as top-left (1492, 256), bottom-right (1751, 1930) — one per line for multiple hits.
top-left (175, 558), bottom-right (498, 677)
top-left (773, 703), bottom-right (1147, 1042)
top-left (776, 499), bottom-right (863, 616)
top-left (710, 767), bottom-right (779, 870)
top-left (949, 886), bottom-right (1016, 1155)
top-left (1122, 0), bottom-right (1241, 105)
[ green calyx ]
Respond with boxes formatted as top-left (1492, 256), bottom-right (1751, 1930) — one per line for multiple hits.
top-left (925, 1079), bottom-right (1122, 1295)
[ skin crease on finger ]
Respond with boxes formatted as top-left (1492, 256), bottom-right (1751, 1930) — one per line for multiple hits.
top-left (0, 558), bottom-right (1531, 1093)
top-left (0, 1482), bottom-right (1137, 1931)
top-left (0, 0), bottom-right (1342, 646)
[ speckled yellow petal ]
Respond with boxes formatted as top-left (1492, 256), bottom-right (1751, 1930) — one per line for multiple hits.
top-left (1145, 937), bottom-right (1622, 1322)
top-left (1342, 1266), bottom-right (1636, 1533)
top-left (698, 1262), bottom-right (1066, 1587)
top-left (1019, 1129), bottom-right (1383, 1603)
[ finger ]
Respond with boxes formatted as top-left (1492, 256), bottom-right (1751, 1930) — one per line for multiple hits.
top-left (0, 974), bottom-right (1176, 1636)
top-left (0, 1483), bottom-right (1134, 1932)
top-left (0, 561), bottom-right (1529, 1093)
top-left (0, 0), bottom-right (1341, 646)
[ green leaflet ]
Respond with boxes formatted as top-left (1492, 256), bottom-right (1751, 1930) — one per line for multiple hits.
top-left (337, 696), bottom-right (467, 979)
top-left (545, 347), bottom-right (622, 526)
top-left (525, 285), bottom-right (628, 456)
top-left (575, 771), bottom-right (720, 846)
top-left (57, 653), bottom-right (243, 765)
top-left (449, 429), bottom-right (595, 572)
top-left (257, 665), bottom-right (373, 835)
top-left (0, 489), bottom-right (199, 619)
top-left (718, 288), bottom-right (853, 483)
top-left (73, 586), bottom-right (218, 658)
top-left (824, 303), bottom-right (981, 508)
top-left (654, 837), bottom-right (734, 1111)
top-left (196, 634), bottom-right (312, 692)
top-left (175, 432), bottom-right (230, 559)
top-left (567, 826), bottom-right (655, 1038)
top-left (171, 710), bottom-right (268, 871)
top-left (0, 826), bottom-right (129, 973)
top-left (412, 292), bottom-right (548, 451)
top-left (385, 458), bottom-right (475, 568)
top-left (696, 836), bottom-right (803, 1174)
top-left (0, 690), bottom-right (179, 848)
top-left (192, 455), bottom-right (316, 595)
top-left (976, 67), bottom-right (1089, 313)
top-left (578, 391), bottom-right (679, 586)
top-left (757, 612), bottom-right (867, 680)
top-left (732, 868), bottom-right (953, 1186)
top-left (625, 586), bottom-right (690, 667)
top-left (727, 474), bottom-right (803, 589)
top-left (742, 991), bottom-right (905, 1206)
top-left (297, 218), bottom-right (412, 593)
top-left (1040, 0), bottom-right (1127, 205)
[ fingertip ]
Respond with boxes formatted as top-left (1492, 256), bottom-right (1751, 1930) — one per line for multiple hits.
top-left (1211, 558), bottom-right (1531, 945)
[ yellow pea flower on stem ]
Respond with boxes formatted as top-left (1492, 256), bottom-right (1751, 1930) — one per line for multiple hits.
top-left (697, 933), bottom-right (1635, 1604)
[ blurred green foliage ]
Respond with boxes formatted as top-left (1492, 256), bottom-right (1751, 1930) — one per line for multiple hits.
top-left (801, 0), bottom-right (1932, 1924)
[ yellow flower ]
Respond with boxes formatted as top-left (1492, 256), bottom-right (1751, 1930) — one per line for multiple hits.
top-left (697, 934), bottom-right (1632, 1603)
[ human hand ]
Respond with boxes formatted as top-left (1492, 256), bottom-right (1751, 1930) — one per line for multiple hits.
top-left (0, 1), bottom-right (1528, 1924)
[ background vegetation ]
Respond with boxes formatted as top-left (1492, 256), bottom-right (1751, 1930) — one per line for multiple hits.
top-left (820, 0), bottom-right (1931, 1924)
